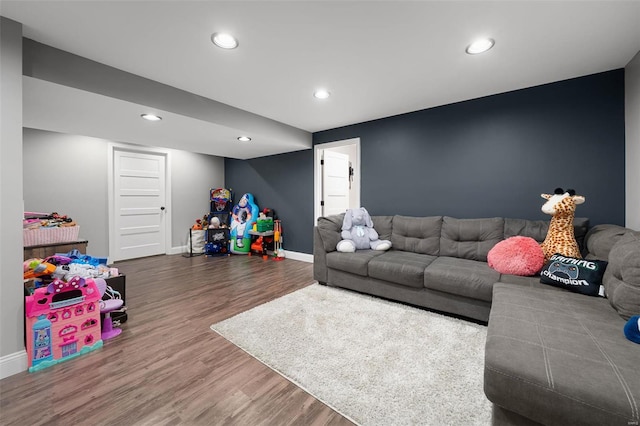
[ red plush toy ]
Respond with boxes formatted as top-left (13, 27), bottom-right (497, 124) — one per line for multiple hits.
top-left (487, 236), bottom-right (545, 276)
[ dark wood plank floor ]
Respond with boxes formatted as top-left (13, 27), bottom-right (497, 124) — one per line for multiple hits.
top-left (0, 255), bottom-right (353, 426)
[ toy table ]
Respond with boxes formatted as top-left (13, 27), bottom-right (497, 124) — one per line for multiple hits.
top-left (248, 230), bottom-right (274, 259)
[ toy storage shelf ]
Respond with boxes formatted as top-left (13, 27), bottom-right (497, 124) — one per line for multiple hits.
top-left (24, 240), bottom-right (88, 260)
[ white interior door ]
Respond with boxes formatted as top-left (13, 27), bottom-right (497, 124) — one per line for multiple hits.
top-left (322, 150), bottom-right (350, 216)
top-left (113, 149), bottom-right (167, 260)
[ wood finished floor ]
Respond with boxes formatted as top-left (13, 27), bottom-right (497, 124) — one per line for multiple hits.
top-left (0, 254), bottom-right (353, 426)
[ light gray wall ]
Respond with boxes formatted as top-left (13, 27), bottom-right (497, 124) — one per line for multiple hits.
top-left (170, 149), bottom-right (225, 247)
top-left (23, 130), bottom-right (109, 256)
top-left (626, 51), bottom-right (640, 231)
top-left (23, 39), bottom-right (310, 154)
top-left (23, 128), bottom-right (225, 258)
top-left (0, 17), bottom-right (24, 359)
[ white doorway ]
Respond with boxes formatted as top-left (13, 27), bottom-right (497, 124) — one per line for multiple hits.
top-left (314, 138), bottom-right (361, 224)
top-left (108, 144), bottom-right (171, 261)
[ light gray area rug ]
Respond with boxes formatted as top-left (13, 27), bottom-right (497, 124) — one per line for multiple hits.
top-left (210, 284), bottom-right (491, 425)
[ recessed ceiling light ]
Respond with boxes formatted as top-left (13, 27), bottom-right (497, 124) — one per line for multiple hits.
top-left (466, 38), bottom-right (495, 55)
top-left (313, 89), bottom-right (331, 99)
top-left (141, 113), bottom-right (162, 121)
top-left (211, 32), bottom-right (238, 49)
top-left (237, 136), bottom-right (251, 142)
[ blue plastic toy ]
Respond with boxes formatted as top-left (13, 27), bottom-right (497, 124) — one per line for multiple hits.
top-left (624, 315), bottom-right (640, 344)
top-left (230, 193), bottom-right (259, 254)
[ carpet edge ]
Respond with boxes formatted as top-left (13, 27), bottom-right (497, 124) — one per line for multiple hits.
top-left (209, 325), bottom-right (361, 426)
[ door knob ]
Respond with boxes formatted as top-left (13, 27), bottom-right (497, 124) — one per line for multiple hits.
top-left (160, 206), bottom-right (165, 211)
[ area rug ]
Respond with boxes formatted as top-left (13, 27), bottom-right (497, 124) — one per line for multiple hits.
top-left (210, 284), bottom-right (491, 425)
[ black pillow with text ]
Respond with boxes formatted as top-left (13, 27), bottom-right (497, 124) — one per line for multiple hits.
top-left (540, 254), bottom-right (608, 297)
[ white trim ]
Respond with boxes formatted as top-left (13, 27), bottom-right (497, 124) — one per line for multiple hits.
top-left (0, 350), bottom-right (27, 379)
top-left (108, 143), bottom-right (172, 261)
top-left (283, 250), bottom-right (313, 263)
top-left (314, 138), bottom-right (361, 225)
top-left (164, 248), bottom-right (309, 260)
top-left (168, 245), bottom-right (187, 255)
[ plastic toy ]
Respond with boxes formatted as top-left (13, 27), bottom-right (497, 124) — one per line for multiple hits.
top-left (230, 193), bottom-right (259, 254)
top-left (24, 259), bottom-right (57, 279)
top-left (205, 228), bottom-right (230, 256)
top-left (624, 315), bottom-right (640, 344)
top-left (273, 220), bottom-right (285, 260)
top-left (95, 278), bottom-right (125, 340)
top-left (208, 216), bottom-right (221, 229)
top-left (25, 277), bottom-right (103, 372)
top-left (43, 255), bottom-right (73, 266)
top-left (336, 207), bottom-right (392, 252)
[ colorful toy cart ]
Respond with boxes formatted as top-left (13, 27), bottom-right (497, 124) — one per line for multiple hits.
top-left (25, 277), bottom-right (103, 372)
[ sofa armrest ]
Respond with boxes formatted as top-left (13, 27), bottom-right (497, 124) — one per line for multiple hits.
top-left (313, 227), bottom-right (329, 283)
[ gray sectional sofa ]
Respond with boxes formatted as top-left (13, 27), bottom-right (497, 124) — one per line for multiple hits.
top-left (313, 213), bottom-right (589, 323)
top-left (313, 214), bottom-right (640, 426)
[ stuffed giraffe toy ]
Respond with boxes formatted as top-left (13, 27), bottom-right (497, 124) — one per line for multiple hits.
top-left (540, 188), bottom-right (585, 263)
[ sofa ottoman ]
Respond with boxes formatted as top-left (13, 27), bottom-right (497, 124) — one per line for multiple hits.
top-left (485, 283), bottom-right (640, 426)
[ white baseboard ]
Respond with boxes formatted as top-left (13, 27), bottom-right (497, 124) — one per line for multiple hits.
top-left (168, 245), bottom-right (187, 255)
top-left (0, 350), bottom-right (27, 379)
top-left (283, 250), bottom-right (313, 263)
top-left (168, 246), bottom-right (312, 262)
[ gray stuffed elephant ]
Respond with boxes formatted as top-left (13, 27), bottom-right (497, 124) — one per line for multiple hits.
top-left (336, 207), bottom-right (392, 252)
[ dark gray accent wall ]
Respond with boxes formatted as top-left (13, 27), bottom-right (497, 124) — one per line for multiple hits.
top-left (226, 70), bottom-right (626, 254)
top-left (225, 150), bottom-right (314, 253)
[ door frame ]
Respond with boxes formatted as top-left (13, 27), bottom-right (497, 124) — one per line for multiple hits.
top-left (314, 138), bottom-right (361, 224)
top-left (107, 143), bottom-right (172, 261)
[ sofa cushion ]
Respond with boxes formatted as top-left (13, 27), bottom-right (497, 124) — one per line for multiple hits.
top-left (391, 215), bottom-right (442, 255)
top-left (440, 216), bottom-right (504, 261)
top-left (368, 251), bottom-right (437, 289)
top-left (603, 230), bottom-right (640, 320)
top-left (504, 217), bottom-right (590, 254)
top-left (372, 215), bottom-right (394, 241)
top-left (423, 256), bottom-right (500, 302)
top-left (498, 274), bottom-right (556, 290)
top-left (485, 283), bottom-right (639, 426)
top-left (317, 214), bottom-right (344, 252)
top-left (503, 218), bottom-right (549, 242)
top-left (584, 224), bottom-right (629, 261)
top-left (326, 250), bottom-right (384, 277)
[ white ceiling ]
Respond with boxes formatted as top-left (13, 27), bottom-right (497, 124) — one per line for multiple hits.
top-left (2, 1), bottom-right (640, 158)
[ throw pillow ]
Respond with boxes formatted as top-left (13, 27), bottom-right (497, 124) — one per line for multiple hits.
top-left (487, 236), bottom-right (545, 276)
top-left (540, 253), bottom-right (608, 296)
